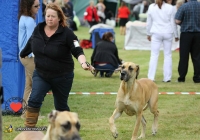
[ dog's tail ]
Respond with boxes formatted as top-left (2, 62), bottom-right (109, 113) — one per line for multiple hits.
top-left (143, 103), bottom-right (148, 111)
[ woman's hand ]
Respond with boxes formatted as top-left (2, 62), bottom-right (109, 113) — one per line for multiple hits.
top-left (81, 62), bottom-right (95, 72)
top-left (175, 37), bottom-right (179, 42)
top-left (147, 35), bottom-right (151, 41)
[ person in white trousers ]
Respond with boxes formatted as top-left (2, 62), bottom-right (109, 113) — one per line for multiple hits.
top-left (146, 0), bottom-right (179, 82)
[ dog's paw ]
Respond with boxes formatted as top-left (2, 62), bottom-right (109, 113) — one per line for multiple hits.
top-left (112, 132), bottom-right (118, 139)
top-left (152, 131), bottom-right (157, 135)
top-left (138, 134), bottom-right (145, 139)
top-left (131, 136), bottom-right (137, 140)
top-left (110, 126), bottom-right (118, 138)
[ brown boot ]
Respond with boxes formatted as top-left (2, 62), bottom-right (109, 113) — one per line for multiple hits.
top-left (24, 106), bottom-right (40, 127)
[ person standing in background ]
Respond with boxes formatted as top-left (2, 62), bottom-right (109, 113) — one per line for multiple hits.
top-left (42, 0), bottom-right (53, 14)
top-left (132, 0), bottom-right (149, 21)
top-left (146, 0), bottom-right (178, 82)
top-left (166, 0), bottom-right (180, 38)
top-left (64, 0), bottom-right (74, 29)
top-left (96, 0), bottom-right (106, 23)
top-left (42, 0), bottom-right (47, 18)
top-left (176, 0), bottom-right (185, 9)
top-left (53, 0), bottom-right (66, 12)
top-left (42, 0), bottom-right (53, 19)
top-left (118, 1), bottom-right (130, 35)
top-left (166, 0), bottom-right (177, 17)
top-left (84, 0), bottom-right (100, 28)
top-left (175, 0), bottom-right (200, 83)
top-left (18, 0), bottom-right (40, 119)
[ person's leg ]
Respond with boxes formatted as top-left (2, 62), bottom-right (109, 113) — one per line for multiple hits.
top-left (92, 21), bottom-right (98, 27)
top-left (20, 57), bottom-right (35, 118)
top-left (100, 17), bottom-right (104, 23)
top-left (119, 18), bottom-right (123, 35)
top-left (20, 57), bottom-right (35, 104)
top-left (162, 33), bottom-right (173, 82)
top-left (148, 33), bottom-right (162, 81)
top-left (122, 26), bottom-right (126, 35)
top-left (28, 70), bottom-right (50, 108)
top-left (122, 18), bottom-right (127, 35)
top-left (178, 33), bottom-right (192, 82)
top-left (94, 64), bottom-right (116, 77)
top-left (94, 64), bottom-right (106, 77)
top-left (120, 26), bottom-right (123, 35)
top-left (25, 70), bottom-right (51, 127)
top-left (191, 33), bottom-right (200, 83)
top-left (87, 21), bottom-right (93, 28)
top-left (103, 64), bottom-right (116, 77)
top-left (51, 72), bottom-right (74, 111)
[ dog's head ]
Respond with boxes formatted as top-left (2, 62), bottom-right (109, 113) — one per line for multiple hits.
top-left (48, 110), bottom-right (81, 140)
top-left (116, 62), bottom-right (140, 82)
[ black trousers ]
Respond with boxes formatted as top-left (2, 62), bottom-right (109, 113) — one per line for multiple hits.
top-left (178, 32), bottom-right (200, 82)
top-left (28, 70), bottom-right (74, 111)
top-left (88, 21), bottom-right (98, 28)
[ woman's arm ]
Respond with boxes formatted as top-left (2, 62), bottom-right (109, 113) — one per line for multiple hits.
top-left (20, 37), bottom-right (33, 58)
top-left (25, 18), bottom-right (36, 43)
top-left (171, 7), bottom-right (179, 41)
top-left (114, 44), bottom-right (122, 65)
top-left (68, 32), bottom-right (94, 71)
top-left (146, 6), bottom-right (152, 41)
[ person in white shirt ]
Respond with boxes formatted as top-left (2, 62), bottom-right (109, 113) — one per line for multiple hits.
top-left (146, 0), bottom-right (179, 82)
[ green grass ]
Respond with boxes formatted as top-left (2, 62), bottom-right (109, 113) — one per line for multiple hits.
top-left (2, 26), bottom-right (200, 140)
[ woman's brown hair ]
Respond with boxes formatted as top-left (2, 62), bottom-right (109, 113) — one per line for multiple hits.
top-left (18, 0), bottom-right (36, 19)
top-left (156, 0), bottom-right (163, 9)
top-left (121, 1), bottom-right (126, 7)
top-left (99, 0), bottom-right (104, 2)
top-left (44, 3), bottom-right (68, 27)
top-left (102, 32), bottom-right (113, 41)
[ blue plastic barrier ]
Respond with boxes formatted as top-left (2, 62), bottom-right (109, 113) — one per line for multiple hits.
top-left (91, 28), bottom-right (115, 49)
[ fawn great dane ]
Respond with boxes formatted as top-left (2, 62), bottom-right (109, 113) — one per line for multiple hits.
top-left (109, 62), bottom-right (159, 140)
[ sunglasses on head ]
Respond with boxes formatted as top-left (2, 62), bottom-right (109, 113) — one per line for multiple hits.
top-left (34, 4), bottom-right (40, 8)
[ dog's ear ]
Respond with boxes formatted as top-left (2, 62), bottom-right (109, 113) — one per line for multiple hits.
top-left (48, 110), bottom-right (59, 123)
top-left (114, 65), bottom-right (122, 73)
top-left (136, 64), bottom-right (140, 79)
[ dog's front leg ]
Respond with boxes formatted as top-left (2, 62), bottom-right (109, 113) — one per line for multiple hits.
top-left (109, 109), bottom-right (122, 139)
top-left (131, 113), bottom-right (142, 140)
top-left (138, 115), bottom-right (146, 139)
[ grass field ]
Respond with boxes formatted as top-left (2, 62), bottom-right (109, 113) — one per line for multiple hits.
top-left (2, 26), bottom-right (200, 140)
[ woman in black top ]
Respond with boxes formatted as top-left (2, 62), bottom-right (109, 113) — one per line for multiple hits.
top-left (91, 32), bottom-right (122, 77)
top-left (20, 3), bottom-right (94, 127)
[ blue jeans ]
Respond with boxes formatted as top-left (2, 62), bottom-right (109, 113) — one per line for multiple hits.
top-left (28, 70), bottom-right (74, 111)
top-left (94, 64), bottom-right (117, 76)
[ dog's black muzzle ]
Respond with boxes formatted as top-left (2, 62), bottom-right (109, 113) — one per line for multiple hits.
top-left (59, 134), bottom-right (81, 140)
top-left (120, 71), bottom-right (129, 82)
top-left (72, 135), bottom-right (81, 140)
top-left (120, 71), bottom-right (126, 80)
